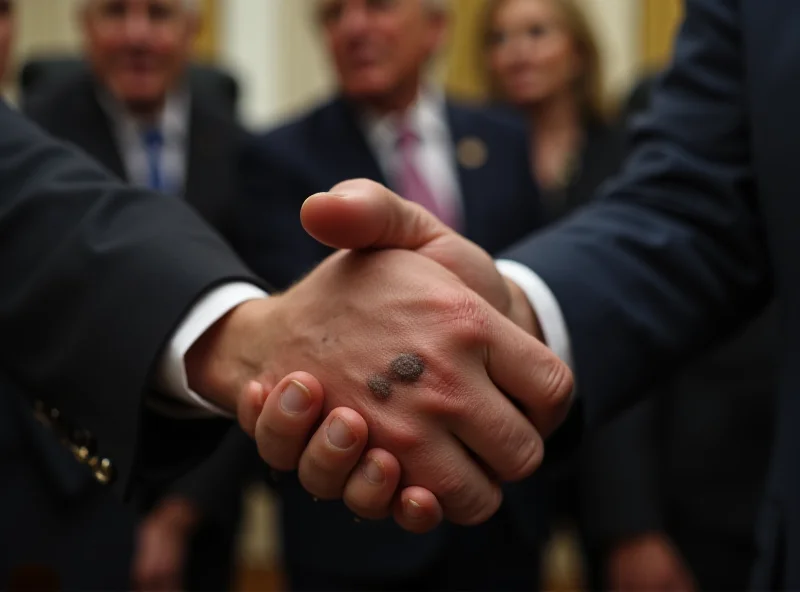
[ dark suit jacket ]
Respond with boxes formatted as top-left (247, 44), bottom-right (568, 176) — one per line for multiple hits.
top-left (6, 72), bottom-right (256, 588)
top-left (576, 75), bottom-right (778, 592)
top-left (501, 0), bottom-right (799, 587)
top-left (235, 96), bottom-right (548, 581)
top-left (237, 96), bottom-right (545, 291)
top-left (0, 96), bottom-right (257, 501)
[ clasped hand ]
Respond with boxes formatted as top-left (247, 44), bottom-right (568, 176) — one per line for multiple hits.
top-left (190, 180), bottom-right (574, 533)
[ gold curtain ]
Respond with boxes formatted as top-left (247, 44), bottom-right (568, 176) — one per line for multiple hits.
top-left (193, 0), bottom-right (219, 61)
top-left (641, 0), bottom-right (684, 69)
top-left (444, 0), bottom-right (490, 101)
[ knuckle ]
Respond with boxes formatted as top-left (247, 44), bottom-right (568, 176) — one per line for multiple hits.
top-left (541, 355), bottom-right (574, 411)
top-left (381, 422), bottom-right (425, 456)
top-left (453, 485), bottom-right (503, 526)
top-left (448, 292), bottom-right (492, 343)
top-left (503, 432), bottom-right (543, 481)
top-left (424, 374), bottom-right (468, 415)
top-left (489, 415), bottom-right (542, 481)
top-left (435, 469), bottom-right (472, 506)
top-left (430, 289), bottom-right (492, 344)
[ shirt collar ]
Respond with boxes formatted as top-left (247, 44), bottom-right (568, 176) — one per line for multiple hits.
top-left (97, 83), bottom-right (190, 143)
top-left (360, 87), bottom-right (449, 150)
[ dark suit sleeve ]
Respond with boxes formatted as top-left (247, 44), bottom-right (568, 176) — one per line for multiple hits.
top-left (234, 136), bottom-right (328, 290)
top-left (580, 395), bottom-right (663, 550)
top-left (162, 426), bottom-right (260, 528)
top-left (503, 0), bottom-right (770, 426)
top-left (0, 102), bottom-right (261, 497)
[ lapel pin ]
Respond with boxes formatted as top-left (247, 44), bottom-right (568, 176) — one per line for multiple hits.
top-left (457, 137), bottom-right (488, 170)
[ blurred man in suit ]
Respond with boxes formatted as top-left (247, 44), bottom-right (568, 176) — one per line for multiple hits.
top-left (236, 1), bottom-right (548, 589)
top-left (20, 0), bottom-right (248, 589)
top-left (239, 0), bottom-right (544, 289)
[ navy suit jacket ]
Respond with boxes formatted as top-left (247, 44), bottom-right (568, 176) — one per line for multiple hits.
top-left (237, 96), bottom-right (544, 290)
top-left (236, 96), bottom-right (547, 578)
top-left (501, 0), bottom-right (800, 587)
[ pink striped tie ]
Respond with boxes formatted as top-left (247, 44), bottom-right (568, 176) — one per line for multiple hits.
top-left (396, 119), bottom-right (459, 229)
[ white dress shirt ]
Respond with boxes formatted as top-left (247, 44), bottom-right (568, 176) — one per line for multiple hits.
top-left (361, 89), bottom-right (464, 224)
top-left (100, 89), bottom-right (189, 194)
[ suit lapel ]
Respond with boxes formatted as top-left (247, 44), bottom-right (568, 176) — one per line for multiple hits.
top-left (184, 96), bottom-right (236, 230)
top-left (445, 103), bottom-right (491, 244)
top-left (320, 97), bottom-right (388, 188)
top-left (69, 76), bottom-right (128, 181)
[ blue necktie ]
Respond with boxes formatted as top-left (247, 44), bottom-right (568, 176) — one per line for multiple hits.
top-left (141, 127), bottom-right (165, 192)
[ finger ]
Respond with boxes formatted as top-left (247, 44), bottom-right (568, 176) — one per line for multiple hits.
top-left (237, 379), bottom-right (267, 438)
top-left (298, 407), bottom-right (369, 499)
top-left (253, 372), bottom-right (325, 471)
top-left (487, 314), bottom-right (575, 438)
top-left (392, 486), bottom-right (444, 534)
top-left (416, 434), bottom-right (503, 526)
top-left (301, 179), bottom-right (446, 251)
top-left (342, 448), bottom-right (401, 520)
top-left (448, 371), bottom-right (544, 483)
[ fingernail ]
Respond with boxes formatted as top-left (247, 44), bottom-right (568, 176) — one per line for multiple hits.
top-left (326, 417), bottom-right (356, 450)
top-left (280, 380), bottom-right (311, 414)
top-left (404, 498), bottom-right (424, 519)
top-left (361, 456), bottom-right (385, 485)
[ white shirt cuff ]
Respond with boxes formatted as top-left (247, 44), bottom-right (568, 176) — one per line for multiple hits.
top-left (495, 259), bottom-right (574, 371)
top-left (155, 282), bottom-right (269, 418)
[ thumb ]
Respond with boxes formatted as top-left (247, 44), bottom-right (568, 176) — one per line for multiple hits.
top-left (301, 178), bottom-right (510, 314)
top-left (300, 178), bottom-right (448, 251)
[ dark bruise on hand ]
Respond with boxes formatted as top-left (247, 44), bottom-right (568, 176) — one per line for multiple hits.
top-left (368, 375), bottom-right (393, 400)
top-left (390, 353), bottom-right (425, 383)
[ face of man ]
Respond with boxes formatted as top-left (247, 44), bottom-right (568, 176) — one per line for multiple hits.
top-left (0, 0), bottom-right (14, 82)
top-left (82, 0), bottom-right (198, 114)
top-left (318, 0), bottom-right (447, 110)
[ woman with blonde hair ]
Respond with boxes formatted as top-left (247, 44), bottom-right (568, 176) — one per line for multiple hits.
top-left (482, 0), bottom-right (624, 221)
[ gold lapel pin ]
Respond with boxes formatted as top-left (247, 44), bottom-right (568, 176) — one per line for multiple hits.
top-left (457, 137), bottom-right (488, 170)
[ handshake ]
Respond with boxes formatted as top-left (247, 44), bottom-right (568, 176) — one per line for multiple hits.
top-left (187, 180), bottom-right (574, 533)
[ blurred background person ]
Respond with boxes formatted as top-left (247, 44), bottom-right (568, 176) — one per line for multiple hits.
top-left (484, 2), bottom-right (779, 590)
top-left (238, 0), bottom-right (545, 289)
top-left (236, 0), bottom-right (549, 590)
top-left (15, 0), bottom-right (253, 590)
top-left (482, 0), bottom-right (624, 223)
top-left (481, 0), bottom-right (625, 581)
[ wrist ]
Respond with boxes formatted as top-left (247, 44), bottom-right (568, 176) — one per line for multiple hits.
top-left (184, 298), bottom-right (282, 413)
top-left (504, 276), bottom-right (543, 341)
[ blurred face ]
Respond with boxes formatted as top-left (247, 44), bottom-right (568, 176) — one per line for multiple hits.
top-left (487, 0), bottom-right (582, 107)
top-left (318, 0), bottom-right (447, 108)
top-left (0, 0), bottom-right (14, 81)
top-left (82, 0), bottom-right (198, 113)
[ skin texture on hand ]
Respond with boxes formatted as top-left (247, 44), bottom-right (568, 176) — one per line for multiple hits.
top-left (238, 372), bottom-right (444, 532)
top-left (607, 533), bottom-right (697, 592)
top-left (186, 245), bottom-right (571, 526)
top-left (186, 178), bottom-right (572, 530)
